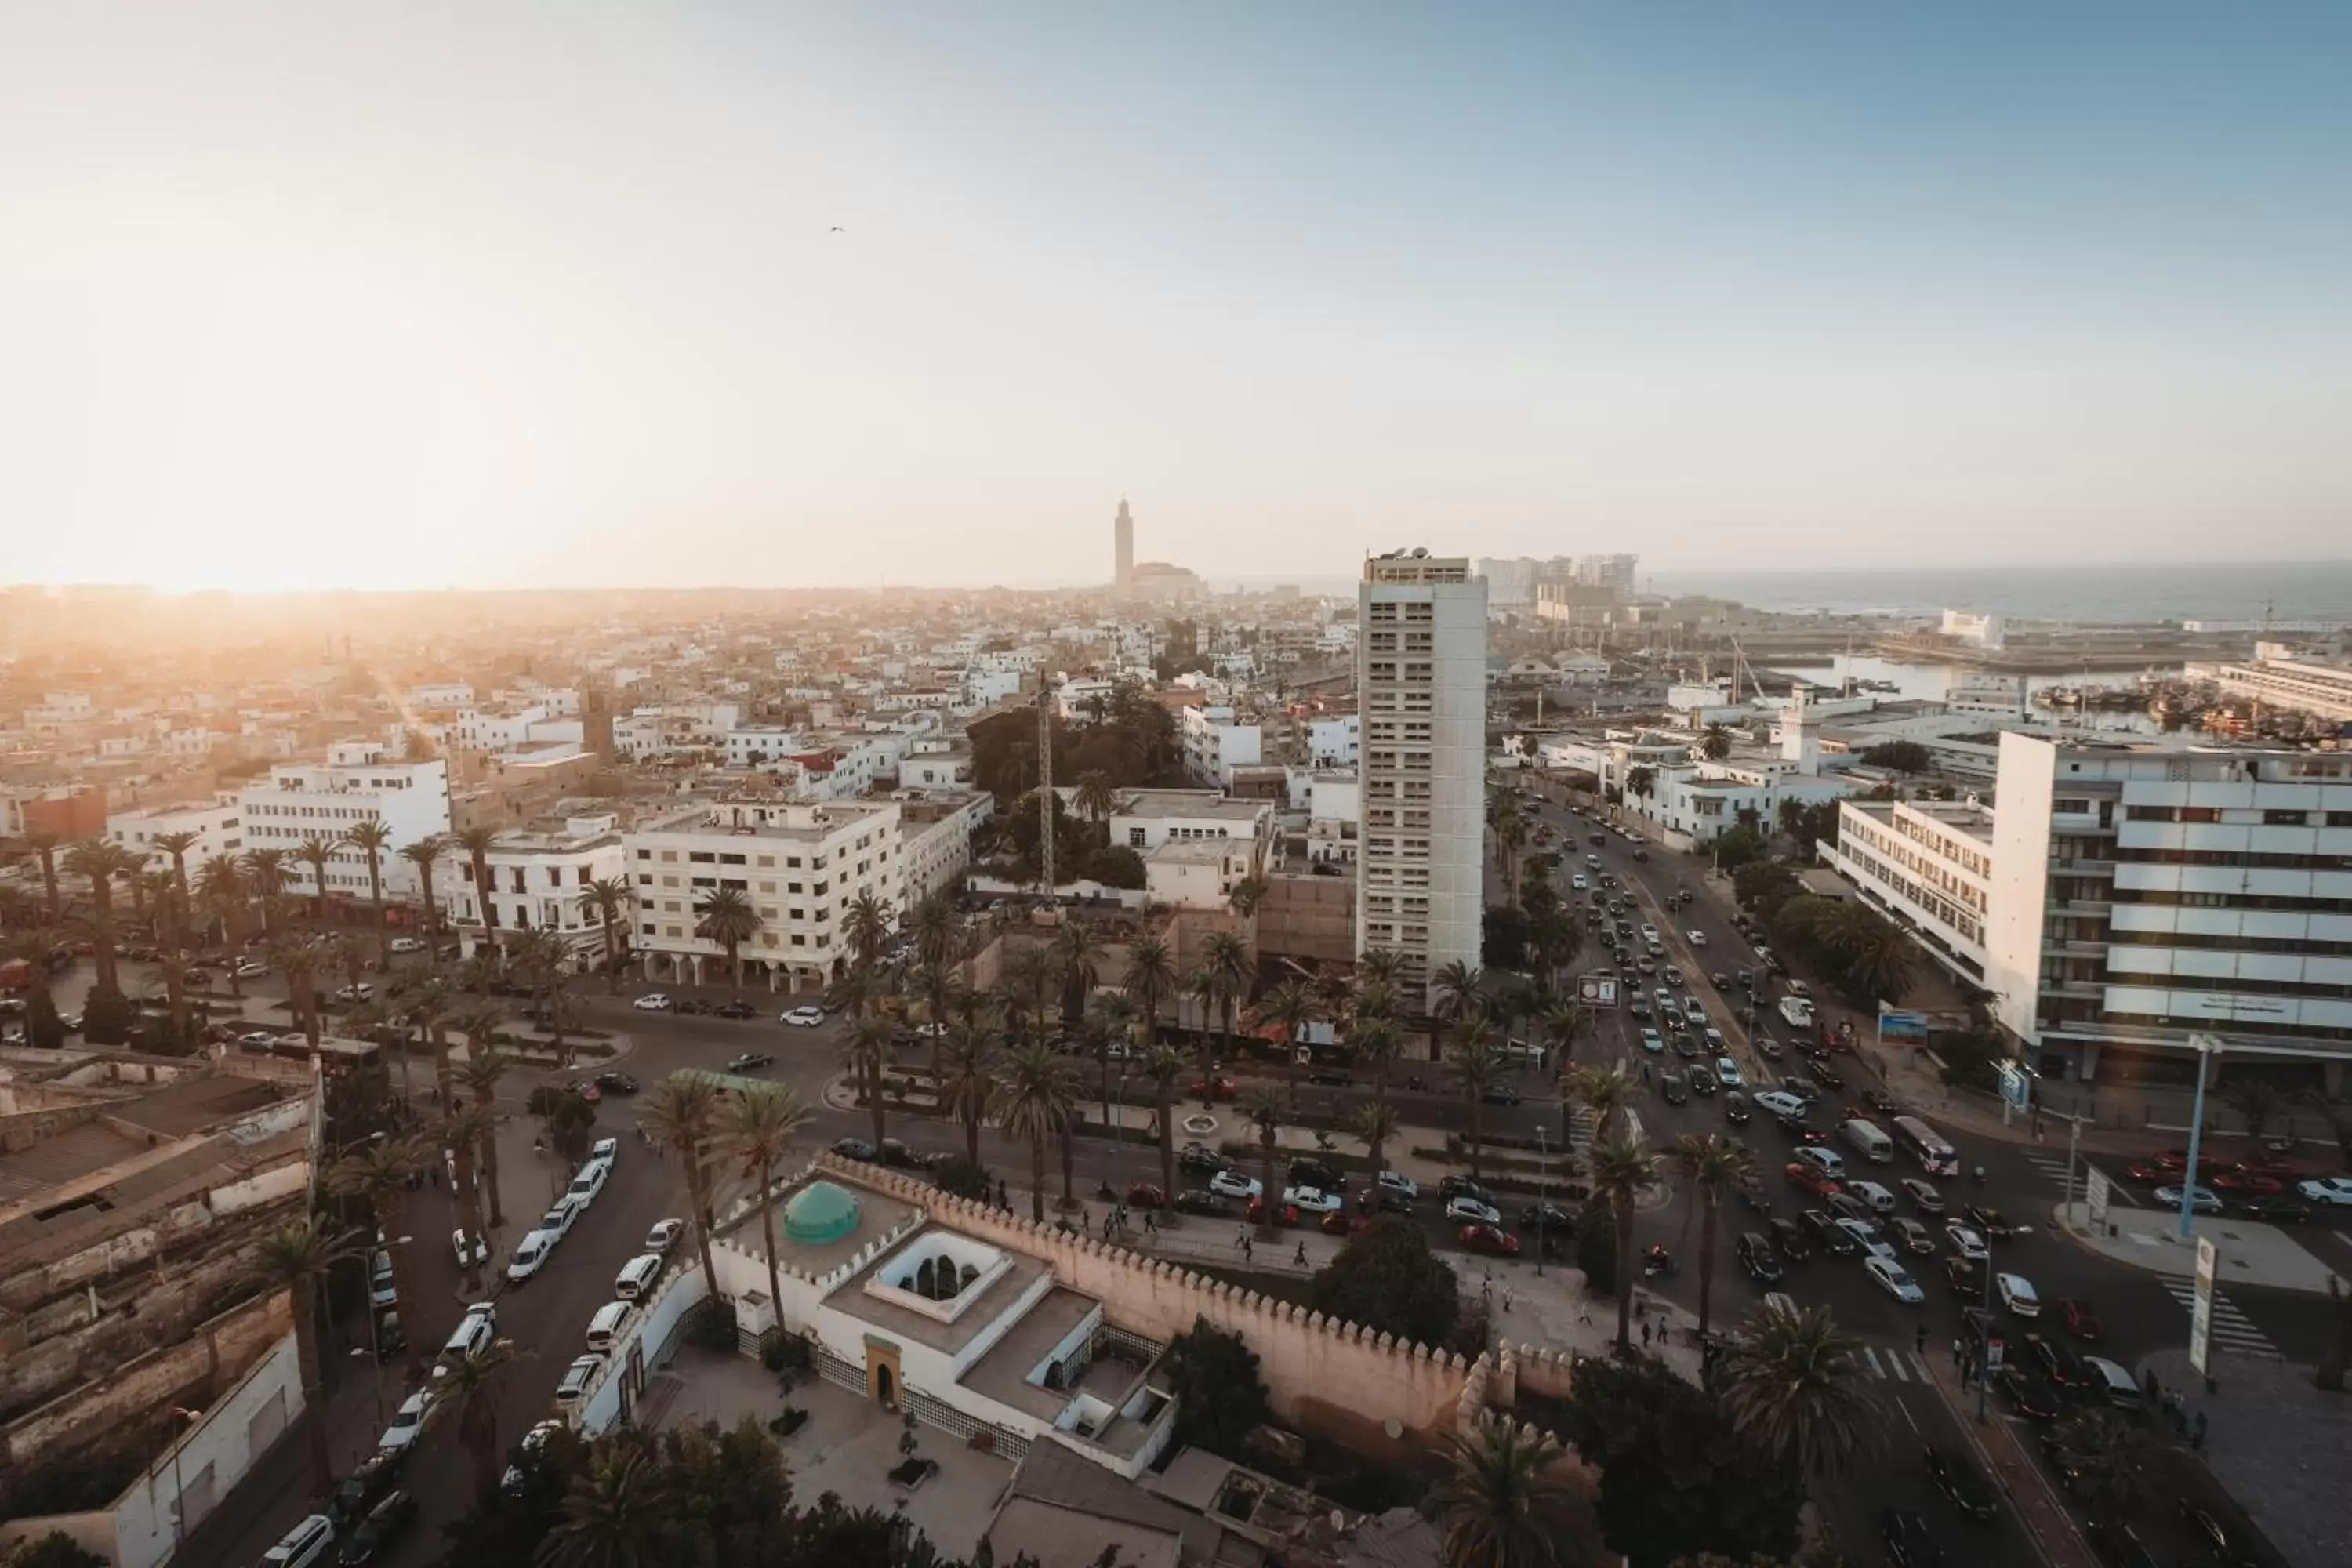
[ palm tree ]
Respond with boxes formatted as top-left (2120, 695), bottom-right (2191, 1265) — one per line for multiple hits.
top-left (1202, 927), bottom-right (1251, 1067)
top-left (1432, 960), bottom-right (1485, 1030)
top-left (397, 838), bottom-right (445, 943)
top-left (1001, 944), bottom-right (1054, 1042)
top-left (1718, 1301), bottom-right (1881, 1479)
top-left (24, 829), bottom-right (62, 920)
top-left (640, 1073), bottom-right (723, 1292)
top-left (1350, 1011), bottom-right (1403, 1147)
top-left (343, 818), bottom-right (395, 960)
top-left (843, 890), bottom-right (893, 975)
top-left (2053, 1408), bottom-right (2164, 1535)
top-left (452, 825), bottom-right (502, 962)
top-left (254, 1218), bottom-right (365, 1497)
top-left (239, 847), bottom-right (289, 933)
top-left (1123, 931), bottom-right (1175, 1048)
top-left (691, 886), bottom-right (761, 993)
top-left (457, 1045), bottom-right (511, 1228)
top-left (1253, 978), bottom-right (1322, 1099)
top-left (270, 935), bottom-right (326, 1044)
top-left (151, 829), bottom-right (201, 921)
top-left (1428, 1417), bottom-right (1601, 1568)
top-left (1241, 1090), bottom-right (1287, 1238)
top-left (911, 891), bottom-right (960, 1077)
top-left (1624, 765), bottom-right (1656, 802)
top-left (441, 1103), bottom-right (494, 1287)
top-left (1073, 770), bottom-right (1120, 842)
top-left (1701, 724), bottom-right (1733, 761)
top-left (1588, 1134), bottom-right (1661, 1351)
top-left (720, 1081), bottom-right (809, 1340)
top-left (439, 1333), bottom-right (524, 1504)
top-left (194, 853), bottom-right (245, 970)
top-left (294, 833), bottom-right (340, 920)
top-left (579, 877), bottom-right (634, 993)
top-left (1527, 903), bottom-right (1582, 990)
top-left (4, 925), bottom-right (66, 1047)
top-left (1673, 1133), bottom-right (1755, 1338)
top-left (1494, 813), bottom-right (1530, 909)
top-left (1452, 1018), bottom-right (1505, 1179)
top-left (1185, 960), bottom-right (1225, 1099)
top-left (1141, 1045), bottom-right (1188, 1203)
top-left (1054, 918), bottom-right (1106, 1040)
top-left (1486, 789), bottom-right (1523, 874)
top-left (1348, 1100), bottom-right (1402, 1200)
top-left (63, 837), bottom-right (137, 992)
top-left (1564, 1061), bottom-right (1640, 1148)
top-left (1088, 992), bottom-right (1135, 1129)
top-left (939, 1021), bottom-right (997, 1166)
top-left (844, 1014), bottom-right (895, 1151)
top-left (538, 1436), bottom-right (673, 1568)
top-left (325, 1133), bottom-right (434, 1370)
top-left (993, 1038), bottom-right (1080, 1223)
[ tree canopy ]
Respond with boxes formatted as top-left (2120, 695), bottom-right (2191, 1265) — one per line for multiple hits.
top-left (1308, 1218), bottom-right (1461, 1348)
top-left (1860, 740), bottom-right (1933, 775)
top-left (1708, 826), bottom-right (1766, 873)
top-left (1164, 1317), bottom-right (1272, 1461)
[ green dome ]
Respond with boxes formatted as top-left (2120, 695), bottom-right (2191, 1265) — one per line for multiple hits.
top-left (785, 1181), bottom-right (860, 1244)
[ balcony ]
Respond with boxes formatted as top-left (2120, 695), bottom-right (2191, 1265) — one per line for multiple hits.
top-left (2045, 899), bottom-right (2113, 916)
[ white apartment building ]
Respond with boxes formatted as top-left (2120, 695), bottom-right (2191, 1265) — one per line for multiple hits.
top-left (723, 726), bottom-right (804, 769)
top-left (1357, 551), bottom-right (1486, 1011)
top-left (898, 792), bottom-right (993, 909)
top-left (800, 731), bottom-right (916, 800)
top-left (1822, 797), bottom-right (1996, 985)
top-left (1146, 837), bottom-right (1260, 910)
top-left (108, 797), bottom-right (243, 873)
top-left (1179, 706), bottom-right (1264, 789)
top-left (1107, 789), bottom-right (1275, 858)
top-left (405, 682), bottom-right (475, 710)
top-left (441, 812), bottom-right (632, 968)
top-left (1984, 733), bottom-right (2352, 1086)
top-left (236, 745), bottom-right (451, 899)
top-left (901, 750), bottom-right (977, 793)
top-left (1307, 714), bottom-right (1360, 768)
top-left (626, 798), bottom-right (903, 992)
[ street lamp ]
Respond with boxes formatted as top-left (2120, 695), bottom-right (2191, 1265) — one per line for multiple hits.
top-left (2179, 1033), bottom-right (2223, 1240)
top-left (165, 1405), bottom-right (200, 1558)
top-left (1532, 1125), bottom-right (1550, 1276)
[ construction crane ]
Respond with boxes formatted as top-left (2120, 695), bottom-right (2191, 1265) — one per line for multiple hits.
top-left (1036, 684), bottom-right (1055, 898)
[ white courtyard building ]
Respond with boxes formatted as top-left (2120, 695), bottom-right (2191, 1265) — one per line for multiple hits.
top-left (1357, 550), bottom-right (1486, 1011)
top-left (1306, 714), bottom-right (1360, 768)
top-left (626, 798), bottom-right (903, 992)
top-left (235, 744), bottom-right (451, 900)
top-left (441, 811), bottom-right (632, 969)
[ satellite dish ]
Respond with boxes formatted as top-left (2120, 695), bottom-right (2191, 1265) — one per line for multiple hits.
top-left (1383, 1417), bottom-right (1403, 1439)
top-left (1330, 1509), bottom-right (1345, 1532)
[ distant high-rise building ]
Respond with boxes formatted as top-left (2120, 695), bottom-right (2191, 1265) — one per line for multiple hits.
top-left (1357, 550), bottom-right (1486, 1012)
top-left (1573, 554), bottom-right (1639, 595)
top-left (1114, 498), bottom-right (1136, 592)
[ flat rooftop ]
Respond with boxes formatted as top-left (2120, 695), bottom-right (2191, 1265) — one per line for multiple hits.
top-left (1116, 790), bottom-right (1267, 821)
top-left (959, 1285), bottom-right (1102, 1423)
top-left (826, 1226), bottom-right (1051, 1359)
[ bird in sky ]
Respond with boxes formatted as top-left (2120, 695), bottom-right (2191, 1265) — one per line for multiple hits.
top-left (829, 226), bottom-right (845, 233)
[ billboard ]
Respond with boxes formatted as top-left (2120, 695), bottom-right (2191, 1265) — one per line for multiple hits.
top-left (1998, 1063), bottom-right (2034, 1111)
top-left (2190, 1237), bottom-right (2217, 1376)
top-left (1877, 1008), bottom-right (1929, 1040)
top-left (1577, 971), bottom-right (1620, 1009)
top-left (2085, 1168), bottom-right (2111, 1233)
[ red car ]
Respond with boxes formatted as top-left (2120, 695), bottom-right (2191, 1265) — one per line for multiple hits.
top-left (1322, 1210), bottom-right (1371, 1237)
top-left (2060, 1298), bottom-right (2103, 1341)
top-left (1191, 1077), bottom-right (1238, 1102)
top-left (2125, 1163), bottom-right (2174, 1185)
top-left (2211, 1169), bottom-right (2283, 1195)
top-left (1459, 1223), bottom-right (1520, 1257)
top-left (1246, 1197), bottom-right (1300, 1227)
top-left (1784, 1162), bottom-right (1842, 1199)
top-left (1124, 1183), bottom-right (1167, 1210)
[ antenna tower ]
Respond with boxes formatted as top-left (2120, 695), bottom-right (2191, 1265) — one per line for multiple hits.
top-left (1037, 684), bottom-right (1055, 895)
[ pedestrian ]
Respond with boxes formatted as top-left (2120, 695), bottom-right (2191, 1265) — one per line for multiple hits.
top-left (1641, 1062), bottom-right (1651, 1085)
top-left (1577, 1302), bottom-right (1593, 1325)
top-left (1952, 1337), bottom-right (1965, 1370)
top-left (428, 1162), bottom-right (441, 1189)
top-left (1236, 1226), bottom-right (1247, 1250)
top-left (1293, 1240), bottom-right (1308, 1267)
top-left (1242, 1236), bottom-right (1254, 1263)
top-left (1916, 1325), bottom-right (1927, 1356)
top-left (1642, 1321), bottom-right (1653, 1348)
top-left (2193, 1410), bottom-right (2208, 1451)
top-left (1501, 1285), bottom-right (1514, 1313)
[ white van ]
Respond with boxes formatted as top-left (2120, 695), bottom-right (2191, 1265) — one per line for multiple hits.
top-left (260, 1515), bottom-right (335, 1568)
top-left (1841, 1119), bottom-right (1894, 1163)
top-left (1753, 1089), bottom-right (1809, 1120)
top-left (506, 1229), bottom-right (555, 1283)
top-left (586, 1301), bottom-right (633, 1352)
top-left (1795, 1145), bottom-right (1847, 1181)
top-left (614, 1253), bottom-right (664, 1300)
top-left (1848, 1179), bottom-right (1897, 1216)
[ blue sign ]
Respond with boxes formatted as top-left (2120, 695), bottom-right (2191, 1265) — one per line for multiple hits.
top-left (1998, 1063), bottom-right (2033, 1110)
top-left (1878, 1009), bottom-right (1929, 1040)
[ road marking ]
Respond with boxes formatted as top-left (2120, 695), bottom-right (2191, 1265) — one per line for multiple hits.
top-left (1891, 1391), bottom-right (1921, 1432)
top-left (2158, 1278), bottom-right (2283, 1359)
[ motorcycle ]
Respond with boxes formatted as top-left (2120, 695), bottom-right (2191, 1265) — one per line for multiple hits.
top-left (1313, 1130), bottom-right (1336, 1152)
top-left (1642, 1248), bottom-right (1677, 1279)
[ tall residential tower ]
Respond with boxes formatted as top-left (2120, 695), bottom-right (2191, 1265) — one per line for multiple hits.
top-left (1357, 550), bottom-right (1487, 1014)
top-left (1113, 498), bottom-right (1135, 593)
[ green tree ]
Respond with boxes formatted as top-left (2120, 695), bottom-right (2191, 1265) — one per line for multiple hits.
top-left (1673, 1133), bottom-right (1755, 1338)
top-left (843, 1014), bottom-right (894, 1152)
top-left (1429, 1418), bottom-right (1606, 1568)
top-left (1432, 960), bottom-right (1486, 1029)
top-left (1164, 1318), bottom-right (1271, 1461)
top-left (4, 1533), bottom-right (109, 1568)
top-left (397, 837), bottom-right (445, 943)
top-left (1861, 740), bottom-right (1933, 774)
top-left (1451, 1018), bottom-right (1505, 1178)
top-left (1308, 1217), bottom-right (1458, 1346)
top-left (63, 838), bottom-right (138, 992)
top-left (1142, 1044), bottom-right (1189, 1202)
top-left (993, 1038), bottom-right (1080, 1223)
top-left (23, 829), bottom-right (63, 920)
top-left (1700, 724), bottom-right (1733, 761)
top-left (1347, 1098), bottom-right (1402, 1200)
top-left (1717, 1301), bottom-right (1882, 1479)
top-left (720, 1081), bottom-right (809, 1352)
top-left (1054, 918), bottom-right (1107, 1048)
top-left (325, 1133), bottom-right (437, 1356)
top-left (579, 877), bottom-right (633, 994)
top-left (457, 1045), bottom-right (511, 1229)
top-left (1575, 1195), bottom-right (1616, 1299)
top-left (843, 890), bottom-right (894, 975)
top-left (691, 887), bottom-right (761, 993)
top-left (535, 1436), bottom-right (673, 1568)
top-left (640, 1073), bottom-right (723, 1292)
top-left (938, 1018), bottom-right (997, 1167)
top-left (254, 1218), bottom-right (365, 1497)
top-left (1242, 1088), bottom-right (1286, 1239)
top-left (2051, 1408), bottom-right (2164, 1536)
top-left (295, 833), bottom-right (340, 920)
top-left (452, 826), bottom-right (502, 964)
top-left (1709, 825), bottom-right (1766, 873)
top-left (1252, 978), bottom-right (1322, 1100)
top-left (1590, 1134), bottom-right (1661, 1352)
top-left (1201, 928), bottom-right (1252, 1071)
top-left (1121, 931), bottom-right (1175, 1048)
top-left (1624, 765), bottom-right (1656, 801)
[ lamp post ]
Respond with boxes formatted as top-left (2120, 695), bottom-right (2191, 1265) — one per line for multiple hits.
top-left (2179, 1033), bottom-right (2223, 1240)
top-left (1533, 1125), bottom-right (1550, 1276)
top-left (166, 1404), bottom-right (200, 1559)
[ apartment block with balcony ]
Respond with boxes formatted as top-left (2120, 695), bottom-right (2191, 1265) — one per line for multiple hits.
top-left (441, 811), bottom-right (633, 968)
top-left (1823, 798), bottom-right (1995, 983)
top-left (234, 744), bottom-right (450, 900)
top-left (625, 797), bottom-right (902, 993)
top-left (1986, 732), bottom-right (2352, 1088)
top-left (1356, 552), bottom-right (1486, 1013)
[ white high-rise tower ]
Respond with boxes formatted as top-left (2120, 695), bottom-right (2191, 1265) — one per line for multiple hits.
top-left (1357, 550), bottom-right (1487, 1015)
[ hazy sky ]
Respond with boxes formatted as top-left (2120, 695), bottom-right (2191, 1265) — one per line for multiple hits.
top-left (4, 3), bottom-right (2349, 592)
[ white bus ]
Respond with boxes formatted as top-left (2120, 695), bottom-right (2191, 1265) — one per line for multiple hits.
top-left (1890, 1115), bottom-right (1959, 1177)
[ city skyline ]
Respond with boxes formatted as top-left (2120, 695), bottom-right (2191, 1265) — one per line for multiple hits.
top-left (3, 4), bottom-right (2349, 593)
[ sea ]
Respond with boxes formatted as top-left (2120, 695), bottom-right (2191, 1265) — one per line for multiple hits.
top-left (1639, 561), bottom-right (2352, 625)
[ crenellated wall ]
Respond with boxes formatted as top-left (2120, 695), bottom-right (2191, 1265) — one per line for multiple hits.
top-left (800, 1155), bottom-right (1477, 1459)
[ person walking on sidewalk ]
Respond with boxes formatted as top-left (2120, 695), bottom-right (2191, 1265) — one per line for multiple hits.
top-left (1293, 1240), bottom-right (1308, 1268)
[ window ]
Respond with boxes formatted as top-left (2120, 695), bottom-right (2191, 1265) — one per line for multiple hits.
top-left (2265, 809), bottom-right (2311, 826)
top-left (688, 851), bottom-right (715, 863)
top-left (720, 852), bottom-right (746, 865)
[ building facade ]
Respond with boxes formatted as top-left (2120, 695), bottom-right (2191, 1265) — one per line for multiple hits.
top-left (234, 745), bottom-right (451, 899)
top-left (1113, 497), bottom-right (1135, 592)
top-left (1822, 798), bottom-right (1996, 985)
top-left (1357, 552), bottom-right (1486, 1011)
top-left (441, 812), bottom-right (632, 968)
top-left (107, 798), bottom-right (242, 876)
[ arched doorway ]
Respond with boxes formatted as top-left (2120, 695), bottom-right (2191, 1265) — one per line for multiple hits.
top-left (876, 1362), bottom-right (895, 1409)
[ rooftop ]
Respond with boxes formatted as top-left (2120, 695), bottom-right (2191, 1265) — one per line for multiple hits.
top-left (829, 1226), bottom-right (1051, 1357)
top-left (1115, 790), bottom-right (1269, 822)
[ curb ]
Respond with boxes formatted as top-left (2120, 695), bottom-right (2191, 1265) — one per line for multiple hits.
top-left (2041, 1201), bottom-right (2341, 1299)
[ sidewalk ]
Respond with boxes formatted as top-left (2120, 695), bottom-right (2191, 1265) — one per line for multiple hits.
top-left (1916, 1348), bottom-right (2096, 1568)
top-left (2136, 1348), bottom-right (2349, 1568)
top-left (2050, 1200), bottom-right (2346, 1296)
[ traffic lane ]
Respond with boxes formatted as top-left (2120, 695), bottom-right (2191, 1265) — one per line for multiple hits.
top-left (1828, 1374), bottom-right (2042, 1568)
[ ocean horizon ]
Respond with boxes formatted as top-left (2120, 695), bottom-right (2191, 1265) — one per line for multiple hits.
top-left (1636, 561), bottom-right (2352, 625)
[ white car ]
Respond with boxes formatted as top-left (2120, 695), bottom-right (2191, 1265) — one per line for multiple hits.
top-left (1639, 924), bottom-right (1660, 943)
top-left (1687, 930), bottom-right (1708, 947)
top-left (1785, 979), bottom-right (1811, 998)
top-left (377, 1389), bottom-right (432, 1457)
top-left (1777, 996), bottom-right (1816, 1029)
top-left (1713, 1057), bottom-right (1743, 1090)
top-left (1864, 1255), bottom-right (1925, 1305)
top-left (234, 960), bottom-right (269, 979)
top-left (333, 982), bottom-right (373, 1003)
top-left (2298, 1175), bottom-right (2352, 1206)
top-left (633, 993), bottom-right (673, 1011)
top-left (1445, 1195), bottom-right (1503, 1226)
top-left (567, 1161), bottom-right (610, 1207)
top-left (1375, 1171), bottom-right (1421, 1201)
top-left (368, 1250), bottom-right (397, 1309)
top-left (644, 1218), bottom-right (685, 1254)
top-left (1570, 873), bottom-right (1588, 891)
top-left (451, 1229), bottom-right (489, 1269)
top-left (1283, 1185), bottom-right (1344, 1214)
top-left (432, 1303), bottom-right (497, 1384)
top-left (506, 1229), bottom-right (556, 1282)
top-left (389, 937), bottom-right (425, 955)
top-left (1945, 1223), bottom-right (1989, 1261)
top-left (1208, 1170), bottom-right (1261, 1201)
top-left (554, 1353), bottom-right (604, 1405)
top-left (1995, 1272), bottom-right (2040, 1317)
top-left (1752, 1089), bottom-right (1808, 1119)
top-left (2155, 1185), bottom-right (2223, 1214)
top-left (779, 1006), bottom-right (826, 1028)
top-left (541, 1195), bottom-right (585, 1240)
top-left (590, 1136), bottom-right (619, 1166)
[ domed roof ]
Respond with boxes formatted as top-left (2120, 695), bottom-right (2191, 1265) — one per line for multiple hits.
top-left (784, 1181), bottom-right (860, 1244)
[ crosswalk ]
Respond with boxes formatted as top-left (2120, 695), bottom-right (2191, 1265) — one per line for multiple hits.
top-left (1857, 1344), bottom-right (1937, 1384)
top-left (2158, 1277), bottom-right (2282, 1359)
top-left (2020, 1152), bottom-right (2138, 1207)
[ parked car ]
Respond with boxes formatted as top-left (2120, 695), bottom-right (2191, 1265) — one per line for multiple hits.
top-left (1123, 1182), bottom-right (1167, 1210)
top-left (2296, 1175), bottom-right (2352, 1206)
top-left (633, 993), bottom-right (672, 1011)
top-left (1174, 1189), bottom-right (1236, 1218)
top-left (1283, 1185), bottom-right (1344, 1214)
top-left (1458, 1223), bottom-right (1519, 1257)
top-left (1445, 1195), bottom-right (1503, 1226)
top-left (1190, 1076), bottom-right (1238, 1101)
top-left (1178, 1142), bottom-right (1229, 1175)
top-left (337, 1490), bottom-right (416, 1568)
top-left (779, 1006), bottom-right (826, 1027)
top-left (644, 1218), bottom-right (685, 1254)
top-left (1208, 1169), bottom-right (1261, 1201)
top-left (2236, 1193), bottom-right (2310, 1223)
top-left (1438, 1175), bottom-right (1494, 1204)
top-left (377, 1389), bottom-right (433, 1458)
top-left (830, 1137), bottom-right (878, 1160)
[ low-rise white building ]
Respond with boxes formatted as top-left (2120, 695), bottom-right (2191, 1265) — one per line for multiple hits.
top-left (1145, 837), bottom-right (1258, 911)
top-left (1107, 789), bottom-right (1275, 861)
top-left (898, 792), bottom-right (993, 909)
top-left (441, 811), bottom-right (633, 968)
top-left (1306, 713), bottom-right (1359, 768)
top-left (108, 797), bottom-right (243, 874)
top-left (236, 744), bottom-right (451, 899)
top-left (722, 726), bottom-right (804, 769)
top-left (1179, 706), bottom-right (1264, 788)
